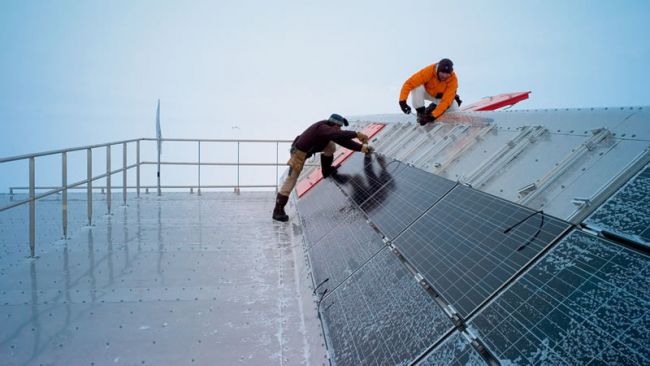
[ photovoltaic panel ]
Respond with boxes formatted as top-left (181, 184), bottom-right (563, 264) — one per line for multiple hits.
top-left (296, 178), bottom-right (356, 245)
top-left (361, 162), bottom-right (457, 240)
top-left (393, 185), bottom-right (571, 317)
top-left (308, 208), bottom-right (386, 291)
top-left (586, 164), bottom-right (650, 247)
top-left (320, 248), bottom-right (453, 366)
top-left (331, 153), bottom-right (396, 206)
top-left (469, 230), bottom-right (650, 365)
top-left (417, 331), bottom-right (486, 366)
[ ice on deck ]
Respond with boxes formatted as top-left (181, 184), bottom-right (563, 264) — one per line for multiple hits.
top-left (0, 192), bottom-right (326, 365)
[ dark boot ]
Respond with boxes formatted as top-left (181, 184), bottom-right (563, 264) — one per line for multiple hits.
top-left (272, 193), bottom-right (289, 222)
top-left (320, 154), bottom-right (336, 177)
top-left (417, 104), bottom-right (437, 125)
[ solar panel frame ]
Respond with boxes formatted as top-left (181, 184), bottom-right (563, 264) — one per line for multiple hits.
top-left (296, 178), bottom-right (357, 246)
top-left (468, 230), bottom-right (650, 365)
top-left (319, 248), bottom-right (454, 366)
top-left (393, 184), bottom-right (572, 318)
top-left (416, 331), bottom-right (486, 366)
top-left (307, 207), bottom-right (386, 291)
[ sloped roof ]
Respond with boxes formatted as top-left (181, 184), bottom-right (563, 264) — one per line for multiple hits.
top-left (295, 106), bottom-right (650, 365)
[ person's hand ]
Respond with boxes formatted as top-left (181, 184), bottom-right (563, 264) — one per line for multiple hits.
top-left (361, 144), bottom-right (374, 154)
top-left (399, 100), bottom-right (411, 114)
top-left (356, 132), bottom-right (369, 144)
top-left (455, 94), bottom-right (463, 107)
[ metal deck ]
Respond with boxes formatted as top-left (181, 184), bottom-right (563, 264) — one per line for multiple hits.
top-left (0, 192), bottom-right (326, 365)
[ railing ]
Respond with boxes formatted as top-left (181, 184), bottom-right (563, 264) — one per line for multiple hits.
top-left (0, 137), bottom-right (294, 257)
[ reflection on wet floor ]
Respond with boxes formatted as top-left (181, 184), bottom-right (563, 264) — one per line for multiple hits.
top-left (0, 192), bottom-right (326, 365)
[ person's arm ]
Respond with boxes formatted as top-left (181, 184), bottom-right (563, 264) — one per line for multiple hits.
top-left (430, 75), bottom-right (458, 118)
top-left (328, 130), bottom-right (363, 151)
top-left (399, 64), bottom-right (435, 101)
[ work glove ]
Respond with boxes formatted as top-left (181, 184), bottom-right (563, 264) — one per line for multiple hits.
top-left (455, 94), bottom-right (463, 107)
top-left (418, 115), bottom-right (435, 126)
top-left (361, 144), bottom-right (374, 155)
top-left (399, 100), bottom-right (411, 114)
top-left (356, 132), bottom-right (369, 144)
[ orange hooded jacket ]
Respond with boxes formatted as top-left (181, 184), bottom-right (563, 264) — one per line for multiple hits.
top-left (399, 63), bottom-right (458, 118)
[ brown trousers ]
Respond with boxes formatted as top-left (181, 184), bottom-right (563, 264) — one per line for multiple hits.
top-left (278, 142), bottom-right (336, 196)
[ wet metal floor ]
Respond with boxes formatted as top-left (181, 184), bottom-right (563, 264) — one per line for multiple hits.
top-left (0, 192), bottom-right (326, 365)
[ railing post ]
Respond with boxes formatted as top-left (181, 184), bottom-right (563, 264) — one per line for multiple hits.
top-left (62, 152), bottom-right (68, 239)
top-left (198, 141), bottom-right (201, 195)
top-left (29, 157), bottom-right (35, 258)
top-left (275, 141), bottom-right (279, 193)
top-left (87, 148), bottom-right (92, 226)
top-left (106, 145), bottom-right (111, 214)
top-left (123, 142), bottom-right (127, 205)
top-left (136, 140), bottom-right (140, 197)
top-left (236, 141), bottom-right (240, 195)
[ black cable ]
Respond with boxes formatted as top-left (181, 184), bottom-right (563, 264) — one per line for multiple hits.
top-left (313, 277), bottom-right (329, 295)
top-left (501, 209), bottom-right (545, 251)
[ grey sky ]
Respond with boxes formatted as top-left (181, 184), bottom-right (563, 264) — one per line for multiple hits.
top-left (0, 0), bottom-right (648, 188)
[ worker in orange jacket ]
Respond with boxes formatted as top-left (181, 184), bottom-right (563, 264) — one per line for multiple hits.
top-left (398, 58), bottom-right (461, 125)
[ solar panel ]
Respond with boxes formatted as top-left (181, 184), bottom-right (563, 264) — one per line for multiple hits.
top-left (308, 208), bottom-right (386, 291)
top-left (586, 164), bottom-right (650, 247)
top-left (296, 178), bottom-right (356, 245)
top-left (331, 153), bottom-right (396, 206)
top-left (469, 230), bottom-right (650, 364)
top-left (361, 162), bottom-right (457, 240)
top-left (320, 248), bottom-right (454, 366)
top-left (393, 185), bottom-right (571, 317)
top-left (417, 331), bottom-right (486, 366)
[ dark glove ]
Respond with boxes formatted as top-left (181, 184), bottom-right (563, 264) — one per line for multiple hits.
top-left (399, 100), bottom-right (411, 114)
top-left (455, 94), bottom-right (462, 107)
top-left (418, 114), bottom-right (436, 126)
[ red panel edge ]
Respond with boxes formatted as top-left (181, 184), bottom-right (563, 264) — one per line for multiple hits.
top-left (462, 91), bottom-right (531, 112)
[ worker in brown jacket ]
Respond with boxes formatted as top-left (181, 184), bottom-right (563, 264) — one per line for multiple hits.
top-left (398, 58), bottom-right (460, 125)
top-left (273, 114), bottom-right (374, 222)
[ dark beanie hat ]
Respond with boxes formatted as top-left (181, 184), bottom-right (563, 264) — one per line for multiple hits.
top-left (328, 113), bottom-right (349, 127)
top-left (438, 58), bottom-right (453, 74)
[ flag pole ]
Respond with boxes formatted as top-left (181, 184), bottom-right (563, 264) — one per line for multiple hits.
top-left (156, 99), bottom-right (162, 196)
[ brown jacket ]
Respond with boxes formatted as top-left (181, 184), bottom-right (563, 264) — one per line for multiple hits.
top-left (399, 63), bottom-right (458, 118)
top-left (293, 121), bottom-right (362, 157)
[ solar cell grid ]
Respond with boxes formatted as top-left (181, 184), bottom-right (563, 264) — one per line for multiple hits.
top-left (393, 185), bottom-right (571, 317)
top-left (320, 248), bottom-right (454, 366)
top-left (470, 230), bottom-right (650, 365)
top-left (307, 208), bottom-right (386, 291)
top-left (362, 162), bottom-right (458, 240)
top-left (296, 179), bottom-right (356, 245)
top-left (586, 165), bottom-right (650, 246)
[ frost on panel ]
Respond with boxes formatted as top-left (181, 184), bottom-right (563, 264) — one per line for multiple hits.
top-left (587, 165), bottom-right (650, 246)
top-left (418, 331), bottom-right (485, 366)
top-left (469, 230), bottom-right (650, 365)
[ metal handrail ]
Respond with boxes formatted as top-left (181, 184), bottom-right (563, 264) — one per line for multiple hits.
top-left (1, 137), bottom-right (294, 258)
top-left (0, 138), bottom-right (142, 164)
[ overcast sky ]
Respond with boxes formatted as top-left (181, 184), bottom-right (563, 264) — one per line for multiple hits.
top-left (1, 0), bottom-right (649, 190)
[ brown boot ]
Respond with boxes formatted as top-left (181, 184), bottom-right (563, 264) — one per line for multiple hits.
top-left (272, 193), bottom-right (289, 222)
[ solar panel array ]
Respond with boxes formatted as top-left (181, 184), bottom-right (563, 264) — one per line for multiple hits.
top-left (320, 248), bottom-right (453, 366)
top-left (296, 153), bottom-right (649, 366)
top-left (394, 185), bottom-right (571, 317)
top-left (296, 178), bottom-right (357, 245)
top-left (308, 207), bottom-right (385, 291)
top-left (586, 164), bottom-right (650, 247)
top-left (468, 230), bottom-right (650, 364)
